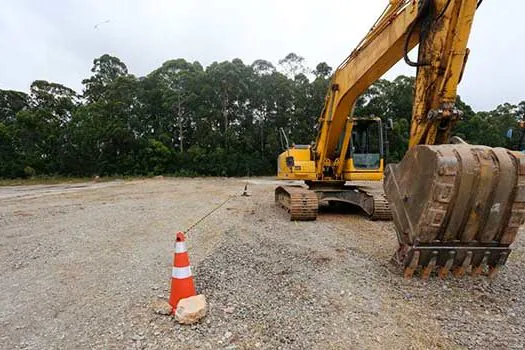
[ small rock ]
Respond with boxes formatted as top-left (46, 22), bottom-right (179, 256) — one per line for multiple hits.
top-left (132, 334), bottom-right (145, 341)
top-left (224, 331), bottom-right (233, 339)
top-left (175, 295), bottom-right (207, 325)
top-left (152, 299), bottom-right (172, 315)
top-left (223, 306), bottom-right (235, 314)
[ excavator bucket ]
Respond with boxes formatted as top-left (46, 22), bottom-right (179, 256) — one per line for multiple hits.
top-left (384, 144), bottom-right (525, 279)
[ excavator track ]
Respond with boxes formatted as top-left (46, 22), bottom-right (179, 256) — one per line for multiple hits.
top-left (275, 186), bottom-right (319, 221)
top-left (348, 182), bottom-right (392, 221)
top-left (276, 182), bottom-right (392, 221)
top-left (369, 193), bottom-right (392, 221)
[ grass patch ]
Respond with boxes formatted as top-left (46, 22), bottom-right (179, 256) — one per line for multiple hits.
top-left (0, 176), bottom-right (124, 187)
top-left (0, 173), bottom-right (222, 187)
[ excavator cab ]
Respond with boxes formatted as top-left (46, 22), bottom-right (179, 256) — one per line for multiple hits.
top-left (336, 117), bottom-right (385, 181)
top-left (348, 118), bottom-right (383, 170)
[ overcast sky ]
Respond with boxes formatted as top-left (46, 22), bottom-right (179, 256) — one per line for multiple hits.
top-left (1, 0), bottom-right (524, 111)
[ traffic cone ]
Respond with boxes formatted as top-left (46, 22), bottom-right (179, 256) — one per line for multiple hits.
top-left (169, 232), bottom-right (196, 312)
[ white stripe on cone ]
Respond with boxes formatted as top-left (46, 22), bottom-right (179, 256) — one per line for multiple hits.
top-left (175, 242), bottom-right (187, 253)
top-left (172, 266), bottom-right (192, 279)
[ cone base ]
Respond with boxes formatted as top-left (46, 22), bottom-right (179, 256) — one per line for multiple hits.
top-left (169, 277), bottom-right (196, 311)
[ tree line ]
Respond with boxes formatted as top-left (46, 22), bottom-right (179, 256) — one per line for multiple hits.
top-left (0, 53), bottom-right (524, 179)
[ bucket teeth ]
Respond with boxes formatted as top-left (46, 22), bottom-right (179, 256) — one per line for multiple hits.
top-left (399, 245), bottom-right (511, 280)
top-left (452, 251), bottom-right (473, 278)
top-left (488, 266), bottom-right (501, 279)
top-left (438, 251), bottom-right (456, 279)
top-left (472, 251), bottom-right (490, 277)
top-left (421, 251), bottom-right (438, 280)
top-left (488, 252), bottom-right (508, 279)
top-left (403, 250), bottom-right (420, 279)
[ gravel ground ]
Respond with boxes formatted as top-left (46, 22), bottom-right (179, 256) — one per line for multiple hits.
top-left (1, 177), bottom-right (525, 349)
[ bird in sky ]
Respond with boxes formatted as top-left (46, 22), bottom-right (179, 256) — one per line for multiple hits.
top-left (94, 19), bottom-right (111, 30)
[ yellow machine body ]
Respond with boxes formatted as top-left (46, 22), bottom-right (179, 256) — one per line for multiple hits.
top-left (277, 117), bottom-right (384, 182)
top-left (275, 0), bottom-right (525, 278)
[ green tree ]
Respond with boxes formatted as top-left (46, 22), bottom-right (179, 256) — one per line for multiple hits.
top-left (0, 53), bottom-right (521, 179)
top-left (82, 54), bottom-right (129, 103)
top-left (278, 53), bottom-right (307, 80)
top-left (147, 59), bottom-right (203, 153)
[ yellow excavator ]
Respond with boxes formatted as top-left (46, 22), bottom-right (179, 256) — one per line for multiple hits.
top-left (276, 0), bottom-right (525, 278)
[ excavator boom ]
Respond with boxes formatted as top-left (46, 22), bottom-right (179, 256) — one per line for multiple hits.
top-left (314, 0), bottom-right (420, 177)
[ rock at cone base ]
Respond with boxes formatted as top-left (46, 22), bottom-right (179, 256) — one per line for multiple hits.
top-left (174, 295), bottom-right (207, 325)
top-left (152, 299), bottom-right (172, 316)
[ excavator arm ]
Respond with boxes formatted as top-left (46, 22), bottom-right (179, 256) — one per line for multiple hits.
top-left (409, 0), bottom-right (477, 146)
top-left (314, 0), bottom-right (479, 177)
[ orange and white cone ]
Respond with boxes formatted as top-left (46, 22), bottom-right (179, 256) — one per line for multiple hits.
top-left (169, 232), bottom-right (196, 312)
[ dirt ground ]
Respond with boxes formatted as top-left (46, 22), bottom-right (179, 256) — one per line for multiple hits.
top-left (1, 177), bottom-right (525, 350)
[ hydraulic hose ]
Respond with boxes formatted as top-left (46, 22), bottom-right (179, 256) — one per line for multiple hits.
top-left (436, 0), bottom-right (453, 22)
top-left (403, 0), bottom-right (432, 67)
top-left (404, 0), bottom-right (482, 68)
